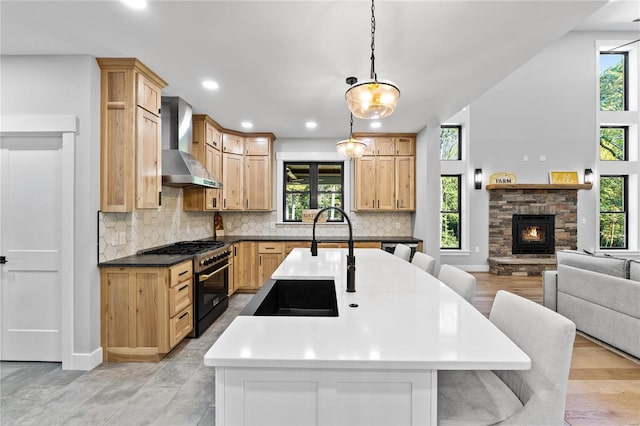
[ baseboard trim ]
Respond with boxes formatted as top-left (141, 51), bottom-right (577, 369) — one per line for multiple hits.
top-left (453, 264), bottom-right (490, 272)
top-left (67, 347), bottom-right (102, 371)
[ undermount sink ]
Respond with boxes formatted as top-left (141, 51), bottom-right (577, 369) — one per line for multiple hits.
top-left (253, 279), bottom-right (338, 317)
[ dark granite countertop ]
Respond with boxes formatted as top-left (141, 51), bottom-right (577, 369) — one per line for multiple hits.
top-left (99, 235), bottom-right (422, 267)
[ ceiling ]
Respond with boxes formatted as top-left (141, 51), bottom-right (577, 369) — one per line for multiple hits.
top-left (2, 1), bottom-right (639, 139)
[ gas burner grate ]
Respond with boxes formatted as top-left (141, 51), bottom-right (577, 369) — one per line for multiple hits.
top-left (142, 240), bottom-right (225, 255)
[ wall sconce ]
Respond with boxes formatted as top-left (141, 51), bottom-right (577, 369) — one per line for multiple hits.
top-left (474, 168), bottom-right (483, 189)
top-left (584, 168), bottom-right (594, 185)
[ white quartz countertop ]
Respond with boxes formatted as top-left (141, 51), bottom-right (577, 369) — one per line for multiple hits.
top-left (204, 248), bottom-right (531, 371)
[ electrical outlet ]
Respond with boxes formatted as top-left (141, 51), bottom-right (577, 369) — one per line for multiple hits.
top-left (539, 155), bottom-right (546, 162)
top-left (523, 155), bottom-right (529, 161)
top-left (270, 222), bottom-right (276, 229)
top-left (475, 246), bottom-right (480, 253)
top-left (119, 232), bottom-right (126, 245)
top-left (111, 234), bottom-right (118, 246)
top-left (582, 217), bottom-right (587, 224)
top-left (396, 223), bottom-right (400, 230)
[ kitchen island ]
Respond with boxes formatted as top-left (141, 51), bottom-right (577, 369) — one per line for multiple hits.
top-left (204, 248), bottom-right (530, 425)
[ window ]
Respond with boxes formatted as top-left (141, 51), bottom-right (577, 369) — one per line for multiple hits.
top-left (440, 125), bottom-right (461, 160)
top-left (441, 175), bottom-right (461, 249)
top-left (599, 52), bottom-right (628, 111)
top-left (283, 162), bottom-right (343, 222)
top-left (600, 126), bottom-right (628, 161)
top-left (599, 175), bottom-right (628, 249)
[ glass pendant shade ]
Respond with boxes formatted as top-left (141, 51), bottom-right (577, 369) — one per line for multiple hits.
top-left (336, 137), bottom-right (366, 159)
top-left (345, 79), bottom-right (400, 119)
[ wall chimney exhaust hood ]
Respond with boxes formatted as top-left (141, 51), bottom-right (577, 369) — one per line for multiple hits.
top-left (161, 96), bottom-right (222, 189)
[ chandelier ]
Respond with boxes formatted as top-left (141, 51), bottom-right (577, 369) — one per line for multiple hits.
top-left (345, 0), bottom-right (400, 119)
top-left (336, 113), bottom-right (366, 159)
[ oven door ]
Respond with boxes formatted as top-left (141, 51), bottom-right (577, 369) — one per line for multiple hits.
top-left (197, 260), bottom-right (229, 321)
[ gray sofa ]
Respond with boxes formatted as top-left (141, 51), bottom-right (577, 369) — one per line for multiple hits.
top-left (543, 250), bottom-right (640, 359)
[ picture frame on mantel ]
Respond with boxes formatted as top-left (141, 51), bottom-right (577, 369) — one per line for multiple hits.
top-left (549, 171), bottom-right (579, 184)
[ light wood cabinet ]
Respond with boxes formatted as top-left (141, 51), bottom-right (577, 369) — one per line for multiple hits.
top-left (222, 134), bottom-right (274, 211)
top-left (100, 259), bottom-right (193, 362)
top-left (233, 241), bottom-right (258, 292)
top-left (98, 58), bottom-right (167, 212)
top-left (222, 153), bottom-right (244, 210)
top-left (183, 115), bottom-right (223, 211)
top-left (258, 242), bottom-right (284, 285)
top-left (245, 155), bottom-right (271, 210)
top-left (245, 137), bottom-right (270, 156)
top-left (353, 134), bottom-right (416, 212)
top-left (223, 133), bottom-right (244, 155)
top-left (396, 156), bottom-right (415, 210)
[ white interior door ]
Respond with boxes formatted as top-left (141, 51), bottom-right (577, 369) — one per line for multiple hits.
top-left (0, 135), bottom-right (63, 361)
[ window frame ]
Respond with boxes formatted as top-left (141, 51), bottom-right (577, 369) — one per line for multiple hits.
top-left (440, 174), bottom-right (462, 250)
top-left (599, 125), bottom-right (629, 161)
top-left (599, 174), bottom-right (629, 250)
top-left (599, 51), bottom-right (629, 111)
top-left (282, 161), bottom-right (344, 223)
top-left (440, 125), bottom-right (462, 161)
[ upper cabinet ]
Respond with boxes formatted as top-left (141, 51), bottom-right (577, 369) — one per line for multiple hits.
top-left (222, 133), bottom-right (274, 212)
top-left (183, 115), bottom-right (223, 211)
top-left (353, 134), bottom-right (416, 212)
top-left (98, 58), bottom-right (167, 212)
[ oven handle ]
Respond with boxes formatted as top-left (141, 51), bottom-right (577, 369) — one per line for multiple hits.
top-left (198, 263), bottom-right (230, 282)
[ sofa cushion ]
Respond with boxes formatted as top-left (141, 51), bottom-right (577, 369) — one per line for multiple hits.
top-left (556, 250), bottom-right (628, 278)
top-left (438, 370), bottom-right (523, 426)
top-left (558, 264), bottom-right (640, 320)
top-left (630, 260), bottom-right (640, 282)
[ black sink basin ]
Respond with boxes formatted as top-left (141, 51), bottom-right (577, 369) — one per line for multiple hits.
top-left (252, 279), bottom-right (338, 317)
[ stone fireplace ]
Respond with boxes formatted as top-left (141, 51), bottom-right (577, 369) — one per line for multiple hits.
top-left (487, 184), bottom-right (586, 276)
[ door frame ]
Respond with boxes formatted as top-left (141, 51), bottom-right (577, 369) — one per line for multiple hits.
top-left (0, 115), bottom-right (76, 370)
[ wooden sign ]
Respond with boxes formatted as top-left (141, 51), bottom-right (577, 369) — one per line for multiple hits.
top-left (302, 209), bottom-right (326, 223)
top-left (490, 172), bottom-right (517, 185)
top-left (549, 171), bottom-right (579, 184)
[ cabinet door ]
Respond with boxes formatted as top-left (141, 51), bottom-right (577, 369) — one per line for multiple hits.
top-left (359, 137), bottom-right (376, 156)
top-left (245, 137), bottom-right (270, 156)
top-left (235, 242), bottom-right (258, 290)
top-left (395, 156), bottom-right (415, 210)
top-left (395, 137), bottom-right (415, 156)
top-left (136, 73), bottom-right (162, 116)
top-left (375, 137), bottom-right (395, 155)
top-left (222, 153), bottom-right (243, 210)
top-left (245, 155), bottom-right (271, 210)
top-left (354, 156), bottom-right (377, 210)
top-left (375, 156), bottom-right (396, 210)
top-left (136, 107), bottom-right (162, 209)
top-left (223, 133), bottom-right (244, 155)
top-left (204, 144), bottom-right (222, 210)
top-left (259, 253), bottom-right (282, 285)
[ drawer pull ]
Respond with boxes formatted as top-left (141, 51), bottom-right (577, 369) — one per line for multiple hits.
top-left (179, 311), bottom-right (189, 320)
top-left (178, 284), bottom-right (189, 292)
top-left (178, 270), bottom-right (189, 276)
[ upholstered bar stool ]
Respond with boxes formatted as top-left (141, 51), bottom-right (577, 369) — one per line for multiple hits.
top-left (393, 243), bottom-right (412, 261)
top-left (411, 252), bottom-right (436, 275)
top-left (437, 264), bottom-right (476, 303)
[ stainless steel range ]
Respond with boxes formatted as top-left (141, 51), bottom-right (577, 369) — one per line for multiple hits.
top-left (142, 240), bottom-right (231, 337)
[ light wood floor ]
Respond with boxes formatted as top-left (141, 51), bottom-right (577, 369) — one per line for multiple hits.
top-left (472, 272), bottom-right (640, 426)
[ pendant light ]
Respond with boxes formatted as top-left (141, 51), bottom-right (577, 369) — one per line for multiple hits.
top-left (336, 113), bottom-right (366, 159)
top-left (345, 0), bottom-right (400, 119)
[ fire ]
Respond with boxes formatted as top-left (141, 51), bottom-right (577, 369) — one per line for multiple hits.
top-left (527, 226), bottom-right (538, 238)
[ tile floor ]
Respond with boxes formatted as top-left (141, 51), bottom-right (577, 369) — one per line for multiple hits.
top-left (0, 294), bottom-right (253, 426)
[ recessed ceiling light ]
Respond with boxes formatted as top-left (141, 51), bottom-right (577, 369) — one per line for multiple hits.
top-left (241, 121), bottom-right (253, 129)
top-left (121, 0), bottom-right (147, 9)
top-left (202, 80), bottom-right (219, 90)
top-left (370, 121), bottom-right (381, 129)
top-left (305, 121), bottom-right (317, 129)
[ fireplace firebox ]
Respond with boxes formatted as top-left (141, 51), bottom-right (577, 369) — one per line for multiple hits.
top-left (512, 214), bottom-right (555, 254)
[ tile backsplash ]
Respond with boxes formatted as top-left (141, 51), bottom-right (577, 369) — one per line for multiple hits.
top-left (99, 187), bottom-right (413, 263)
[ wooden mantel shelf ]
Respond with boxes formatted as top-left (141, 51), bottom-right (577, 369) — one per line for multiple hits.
top-left (486, 183), bottom-right (592, 190)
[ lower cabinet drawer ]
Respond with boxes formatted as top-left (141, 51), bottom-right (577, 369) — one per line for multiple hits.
top-left (169, 305), bottom-right (193, 349)
top-left (169, 281), bottom-right (192, 317)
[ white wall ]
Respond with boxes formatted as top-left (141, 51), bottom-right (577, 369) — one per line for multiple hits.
top-left (0, 55), bottom-right (102, 360)
top-left (440, 31), bottom-right (640, 269)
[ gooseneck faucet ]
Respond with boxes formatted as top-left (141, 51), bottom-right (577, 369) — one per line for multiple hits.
top-left (311, 206), bottom-right (356, 293)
